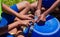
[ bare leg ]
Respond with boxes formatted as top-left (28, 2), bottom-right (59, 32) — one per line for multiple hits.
top-left (16, 1), bottom-right (45, 15)
top-left (8, 1), bottom-right (38, 37)
top-left (16, 1), bottom-right (30, 11)
top-left (0, 21), bottom-right (21, 35)
top-left (8, 1), bottom-right (31, 35)
top-left (9, 28), bottom-right (17, 35)
top-left (8, 7), bottom-right (32, 36)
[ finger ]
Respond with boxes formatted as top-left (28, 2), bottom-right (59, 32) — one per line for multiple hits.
top-left (27, 23), bottom-right (30, 26)
top-left (37, 18), bottom-right (46, 23)
top-left (24, 22), bottom-right (30, 26)
top-left (28, 20), bottom-right (35, 26)
top-left (31, 19), bottom-right (35, 23)
top-left (37, 18), bottom-right (41, 23)
top-left (24, 16), bottom-right (33, 20)
top-left (35, 10), bottom-right (38, 15)
top-left (43, 18), bottom-right (46, 21)
top-left (28, 14), bottom-right (34, 18)
top-left (37, 18), bottom-right (41, 22)
top-left (26, 17), bottom-right (33, 20)
top-left (23, 23), bottom-right (28, 26)
top-left (40, 18), bottom-right (46, 22)
top-left (27, 20), bottom-right (34, 23)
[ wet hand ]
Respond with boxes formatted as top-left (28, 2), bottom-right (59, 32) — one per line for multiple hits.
top-left (35, 9), bottom-right (41, 17)
top-left (36, 14), bottom-right (46, 23)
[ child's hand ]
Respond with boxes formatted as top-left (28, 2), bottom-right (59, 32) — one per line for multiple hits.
top-left (35, 9), bottom-right (41, 17)
top-left (36, 14), bottom-right (46, 22)
top-left (18, 20), bottom-right (34, 26)
top-left (20, 14), bottom-right (34, 20)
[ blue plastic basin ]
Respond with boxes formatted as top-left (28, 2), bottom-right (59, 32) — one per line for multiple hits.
top-left (31, 15), bottom-right (60, 37)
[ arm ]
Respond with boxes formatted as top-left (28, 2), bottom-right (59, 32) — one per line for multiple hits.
top-left (0, 21), bottom-right (20, 35)
top-left (43, 0), bottom-right (60, 16)
top-left (36, 0), bottom-right (60, 22)
top-left (35, 0), bottom-right (42, 16)
top-left (2, 4), bottom-right (21, 18)
top-left (2, 4), bottom-right (33, 20)
top-left (37, 0), bottom-right (42, 10)
top-left (0, 18), bottom-right (34, 35)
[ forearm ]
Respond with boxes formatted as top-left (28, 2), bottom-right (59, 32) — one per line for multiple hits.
top-left (0, 21), bottom-right (20, 35)
top-left (37, 0), bottom-right (42, 10)
top-left (35, 0), bottom-right (42, 16)
top-left (2, 4), bottom-right (17, 14)
top-left (43, 1), bottom-right (60, 16)
top-left (2, 4), bottom-right (23, 19)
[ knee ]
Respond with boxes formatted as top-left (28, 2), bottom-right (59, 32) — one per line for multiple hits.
top-left (23, 1), bottom-right (30, 7)
top-left (23, 1), bottom-right (30, 5)
top-left (31, 2), bottom-right (37, 8)
top-left (18, 1), bottom-right (30, 7)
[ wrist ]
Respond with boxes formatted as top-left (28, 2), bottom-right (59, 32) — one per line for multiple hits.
top-left (42, 13), bottom-right (47, 17)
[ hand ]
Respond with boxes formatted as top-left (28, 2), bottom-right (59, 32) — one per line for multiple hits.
top-left (18, 20), bottom-right (34, 26)
top-left (35, 9), bottom-right (41, 22)
top-left (35, 9), bottom-right (41, 17)
top-left (20, 14), bottom-right (34, 20)
top-left (36, 14), bottom-right (46, 22)
top-left (14, 17), bottom-right (20, 21)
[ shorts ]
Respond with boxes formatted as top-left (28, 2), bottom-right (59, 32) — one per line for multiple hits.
top-left (0, 4), bottom-right (19, 37)
top-left (2, 4), bottom-right (19, 25)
